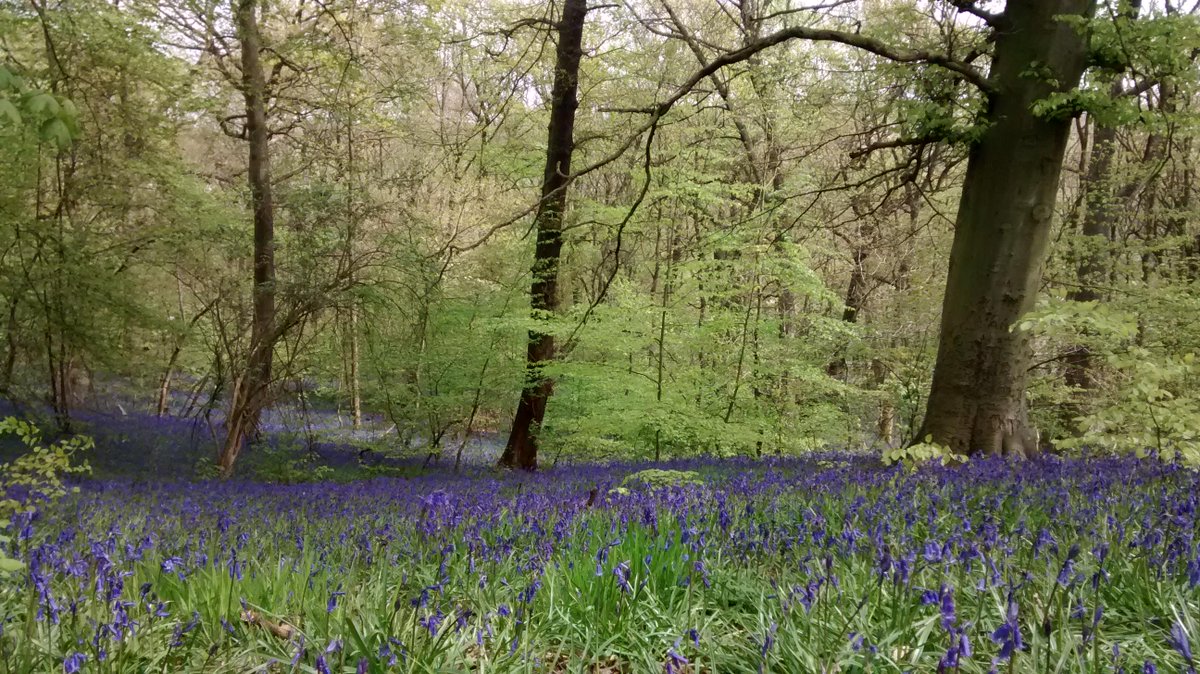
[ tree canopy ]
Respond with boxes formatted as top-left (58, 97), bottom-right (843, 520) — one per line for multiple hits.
top-left (1, 0), bottom-right (1198, 469)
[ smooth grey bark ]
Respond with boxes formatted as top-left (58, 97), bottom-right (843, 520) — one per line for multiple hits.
top-left (917, 0), bottom-right (1096, 457)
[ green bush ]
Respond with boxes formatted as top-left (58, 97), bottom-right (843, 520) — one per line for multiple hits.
top-left (247, 440), bottom-right (333, 484)
top-left (0, 417), bottom-right (92, 573)
top-left (620, 468), bottom-right (703, 490)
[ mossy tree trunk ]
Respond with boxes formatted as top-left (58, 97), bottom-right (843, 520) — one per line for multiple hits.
top-left (499, 0), bottom-right (587, 470)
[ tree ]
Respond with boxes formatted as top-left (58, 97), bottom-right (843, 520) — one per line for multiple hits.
top-left (218, 0), bottom-right (276, 476)
top-left (916, 0), bottom-right (1096, 457)
top-left (498, 0), bottom-right (588, 470)
top-left (628, 0), bottom-right (1117, 457)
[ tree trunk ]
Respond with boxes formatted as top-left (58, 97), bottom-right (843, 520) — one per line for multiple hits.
top-left (828, 242), bottom-right (870, 379)
top-left (347, 305), bottom-right (362, 428)
top-left (917, 0), bottom-right (1094, 458)
top-left (1064, 0), bottom-right (1147, 393)
top-left (219, 0), bottom-right (276, 477)
top-left (1, 294), bottom-right (19, 393)
top-left (156, 355), bottom-right (176, 417)
top-left (1063, 116), bottom-right (1118, 392)
top-left (498, 0), bottom-right (586, 471)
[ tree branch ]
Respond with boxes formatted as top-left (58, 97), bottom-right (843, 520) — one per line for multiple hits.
top-left (632, 24), bottom-right (993, 117)
top-left (447, 15), bottom-right (992, 259)
top-left (949, 0), bottom-right (1001, 26)
top-left (849, 134), bottom-right (949, 159)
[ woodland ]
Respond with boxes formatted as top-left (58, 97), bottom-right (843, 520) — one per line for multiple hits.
top-left (1, 0), bottom-right (1199, 472)
top-left (1, 1), bottom-right (1200, 671)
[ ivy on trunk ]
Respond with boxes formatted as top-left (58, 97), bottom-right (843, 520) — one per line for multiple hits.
top-left (499, 0), bottom-right (588, 470)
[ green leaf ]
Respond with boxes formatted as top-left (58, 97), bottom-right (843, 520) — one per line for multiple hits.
top-left (39, 117), bottom-right (71, 148)
top-left (0, 99), bottom-right (20, 127)
top-left (26, 92), bottom-right (57, 116)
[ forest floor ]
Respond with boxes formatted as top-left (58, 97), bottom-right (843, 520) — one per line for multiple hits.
top-left (0, 399), bottom-right (509, 480)
top-left (3, 405), bottom-right (1200, 672)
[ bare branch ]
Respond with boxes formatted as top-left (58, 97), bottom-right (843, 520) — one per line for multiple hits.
top-left (849, 134), bottom-right (948, 159)
top-left (948, 0), bottom-right (1001, 26)
top-left (632, 23), bottom-right (993, 119)
top-left (448, 13), bottom-right (992, 258)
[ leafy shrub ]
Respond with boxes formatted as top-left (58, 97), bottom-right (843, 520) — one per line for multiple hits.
top-left (882, 436), bottom-right (965, 466)
top-left (620, 468), bottom-right (703, 490)
top-left (191, 455), bottom-right (221, 480)
top-left (0, 417), bottom-right (91, 573)
top-left (1023, 292), bottom-right (1200, 465)
top-left (248, 442), bottom-right (333, 484)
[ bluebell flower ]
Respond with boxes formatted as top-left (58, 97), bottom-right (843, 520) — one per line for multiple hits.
top-left (939, 585), bottom-right (956, 629)
top-left (666, 639), bottom-right (688, 674)
top-left (991, 592), bottom-right (1023, 662)
top-left (63, 652), bottom-right (86, 674)
top-left (613, 561), bottom-right (632, 593)
top-left (1169, 622), bottom-right (1195, 669)
top-left (756, 622), bottom-right (778, 674)
top-left (327, 587), bottom-right (345, 613)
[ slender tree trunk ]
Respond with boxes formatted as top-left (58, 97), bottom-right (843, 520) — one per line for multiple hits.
top-left (347, 306), bottom-right (362, 427)
top-left (828, 241), bottom-right (870, 379)
top-left (723, 266), bottom-right (758, 424)
top-left (918, 0), bottom-right (1095, 458)
top-left (653, 224), bottom-right (675, 462)
top-left (2, 294), bottom-right (19, 393)
top-left (1063, 117), bottom-right (1117, 392)
top-left (219, 0), bottom-right (276, 477)
top-left (157, 353), bottom-right (178, 417)
top-left (499, 0), bottom-right (587, 471)
top-left (343, 89), bottom-right (363, 429)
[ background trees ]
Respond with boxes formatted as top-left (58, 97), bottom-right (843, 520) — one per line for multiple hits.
top-left (0, 0), bottom-right (1197, 471)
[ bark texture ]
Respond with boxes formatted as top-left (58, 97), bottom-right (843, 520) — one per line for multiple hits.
top-left (219, 0), bottom-right (276, 477)
top-left (499, 0), bottom-right (586, 470)
top-left (918, 0), bottom-right (1095, 457)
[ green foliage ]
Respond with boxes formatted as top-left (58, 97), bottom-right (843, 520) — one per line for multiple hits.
top-left (191, 455), bottom-right (221, 481)
top-left (0, 65), bottom-right (78, 148)
top-left (1032, 88), bottom-right (1142, 125)
top-left (246, 441), bottom-right (334, 484)
top-left (1025, 284), bottom-right (1200, 465)
top-left (620, 468), bottom-right (703, 490)
top-left (0, 417), bottom-right (91, 573)
top-left (1068, 349), bottom-right (1200, 463)
top-left (0, 417), bottom-right (92, 516)
top-left (1082, 9), bottom-right (1200, 82)
top-left (882, 436), bottom-right (965, 467)
top-left (541, 210), bottom-right (856, 460)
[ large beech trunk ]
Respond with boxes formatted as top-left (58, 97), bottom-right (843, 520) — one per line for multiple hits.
top-left (219, 0), bottom-right (276, 477)
top-left (918, 0), bottom-right (1094, 457)
top-left (499, 0), bottom-right (587, 470)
